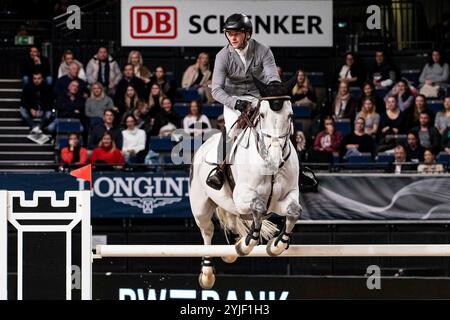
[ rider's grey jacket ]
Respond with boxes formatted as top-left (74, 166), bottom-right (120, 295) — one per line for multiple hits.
top-left (211, 39), bottom-right (280, 109)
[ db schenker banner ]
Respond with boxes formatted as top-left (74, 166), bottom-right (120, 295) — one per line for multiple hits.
top-left (121, 0), bottom-right (333, 47)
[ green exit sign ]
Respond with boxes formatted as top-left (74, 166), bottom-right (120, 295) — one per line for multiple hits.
top-left (15, 35), bottom-right (34, 46)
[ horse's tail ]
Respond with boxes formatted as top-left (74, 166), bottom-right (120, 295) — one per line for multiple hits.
top-left (215, 207), bottom-right (278, 241)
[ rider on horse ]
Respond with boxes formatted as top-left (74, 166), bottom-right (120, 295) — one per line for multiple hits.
top-left (207, 13), bottom-right (281, 190)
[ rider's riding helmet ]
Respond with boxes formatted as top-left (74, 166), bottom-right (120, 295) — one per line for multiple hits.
top-left (223, 13), bottom-right (253, 38)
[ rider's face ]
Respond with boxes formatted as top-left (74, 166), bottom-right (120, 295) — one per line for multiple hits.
top-left (226, 31), bottom-right (247, 49)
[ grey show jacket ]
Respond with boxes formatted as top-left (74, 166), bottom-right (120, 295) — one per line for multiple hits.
top-left (211, 39), bottom-right (280, 108)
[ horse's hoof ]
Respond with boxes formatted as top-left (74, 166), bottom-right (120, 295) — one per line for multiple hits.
top-left (198, 272), bottom-right (215, 289)
top-left (235, 237), bottom-right (258, 256)
top-left (221, 255), bottom-right (238, 264)
top-left (266, 237), bottom-right (286, 257)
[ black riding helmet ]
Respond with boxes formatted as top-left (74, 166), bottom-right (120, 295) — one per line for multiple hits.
top-left (223, 13), bottom-right (253, 38)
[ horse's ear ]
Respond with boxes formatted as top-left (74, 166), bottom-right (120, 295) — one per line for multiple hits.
top-left (252, 76), bottom-right (267, 96)
top-left (283, 71), bottom-right (298, 94)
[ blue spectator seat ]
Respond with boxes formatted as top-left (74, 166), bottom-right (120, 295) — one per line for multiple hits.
top-left (349, 87), bottom-right (361, 100)
top-left (447, 86), bottom-right (450, 97)
top-left (56, 118), bottom-right (82, 133)
top-left (400, 69), bottom-right (421, 86)
top-left (55, 135), bottom-right (68, 150)
top-left (377, 152), bottom-right (395, 164)
top-left (427, 100), bottom-right (443, 114)
top-left (307, 72), bottom-right (326, 86)
top-left (348, 153), bottom-right (372, 164)
top-left (376, 88), bottom-right (389, 99)
top-left (149, 136), bottom-right (173, 152)
top-left (334, 119), bottom-right (351, 136)
top-left (437, 152), bottom-right (450, 165)
top-left (181, 89), bottom-right (200, 102)
top-left (292, 105), bottom-right (312, 118)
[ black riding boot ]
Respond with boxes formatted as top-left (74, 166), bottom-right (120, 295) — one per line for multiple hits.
top-left (206, 129), bottom-right (230, 190)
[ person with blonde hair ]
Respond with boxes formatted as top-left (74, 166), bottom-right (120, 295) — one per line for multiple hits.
top-left (85, 82), bottom-right (114, 126)
top-left (90, 131), bottom-right (125, 169)
top-left (181, 52), bottom-right (212, 102)
top-left (128, 50), bottom-right (152, 83)
top-left (58, 49), bottom-right (86, 80)
top-left (291, 69), bottom-right (316, 107)
top-left (355, 97), bottom-right (380, 137)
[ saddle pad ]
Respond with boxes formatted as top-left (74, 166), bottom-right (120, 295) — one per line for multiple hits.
top-left (204, 129), bottom-right (252, 165)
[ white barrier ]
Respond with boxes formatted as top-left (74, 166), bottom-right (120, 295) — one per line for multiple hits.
top-left (0, 191), bottom-right (91, 300)
top-left (95, 244), bottom-right (450, 258)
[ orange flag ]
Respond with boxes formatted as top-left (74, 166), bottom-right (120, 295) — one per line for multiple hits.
top-left (70, 164), bottom-right (92, 190)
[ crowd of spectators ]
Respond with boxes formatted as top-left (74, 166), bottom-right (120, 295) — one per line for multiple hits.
top-left (18, 45), bottom-right (450, 172)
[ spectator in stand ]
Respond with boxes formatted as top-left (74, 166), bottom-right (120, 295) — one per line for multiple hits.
top-left (47, 80), bottom-right (85, 133)
top-left (115, 64), bottom-right (147, 103)
top-left (90, 131), bottom-right (125, 169)
top-left (367, 50), bottom-right (396, 89)
top-left (294, 130), bottom-right (308, 162)
top-left (85, 82), bottom-right (114, 128)
top-left (338, 52), bottom-right (365, 87)
top-left (442, 127), bottom-right (450, 153)
top-left (54, 62), bottom-right (89, 98)
top-left (405, 94), bottom-right (433, 130)
top-left (127, 50), bottom-right (152, 84)
top-left (385, 80), bottom-right (415, 112)
top-left (291, 69), bottom-right (317, 108)
top-left (125, 100), bottom-right (152, 135)
top-left (57, 50), bottom-right (86, 81)
top-left (392, 144), bottom-right (414, 174)
top-left (312, 116), bottom-right (343, 162)
top-left (417, 149), bottom-right (444, 174)
top-left (20, 46), bottom-right (52, 86)
top-left (419, 49), bottom-right (449, 95)
top-left (358, 81), bottom-right (385, 114)
top-left (355, 97), bottom-right (380, 138)
top-left (378, 96), bottom-right (407, 152)
top-left (150, 66), bottom-right (176, 100)
top-left (181, 52), bottom-right (212, 103)
top-left (86, 47), bottom-right (122, 95)
top-left (405, 131), bottom-right (425, 163)
top-left (183, 100), bottom-right (212, 137)
top-left (60, 132), bottom-right (88, 165)
top-left (216, 114), bottom-right (225, 131)
top-left (20, 72), bottom-right (53, 134)
top-left (121, 115), bottom-right (147, 163)
top-left (435, 96), bottom-right (450, 134)
top-left (151, 97), bottom-right (181, 137)
top-left (148, 83), bottom-right (165, 118)
top-left (88, 109), bottom-right (123, 151)
top-left (330, 81), bottom-right (357, 122)
top-left (277, 66), bottom-right (284, 81)
top-left (116, 85), bottom-right (139, 125)
top-left (411, 111), bottom-right (441, 155)
top-left (341, 117), bottom-right (374, 159)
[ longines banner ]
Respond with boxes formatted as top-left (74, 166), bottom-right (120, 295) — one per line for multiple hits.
top-left (0, 173), bottom-right (449, 219)
top-left (121, 0), bottom-right (333, 47)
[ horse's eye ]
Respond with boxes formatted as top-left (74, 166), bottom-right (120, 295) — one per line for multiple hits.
top-left (261, 114), bottom-right (265, 119)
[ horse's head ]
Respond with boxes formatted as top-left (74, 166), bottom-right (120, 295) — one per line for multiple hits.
top-left (253, 76), bottom-right (297, 173)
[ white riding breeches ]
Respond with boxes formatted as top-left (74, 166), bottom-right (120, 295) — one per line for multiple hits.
top-left (223, 95), bottom-right (258, 134)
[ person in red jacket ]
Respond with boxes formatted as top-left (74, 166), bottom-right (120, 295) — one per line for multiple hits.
top-left (312, 116), bottom-right (344, 162)
top-left (90, 132), bottom-right (125, 170)
top-left (60, 132), bottom-right (88, 165)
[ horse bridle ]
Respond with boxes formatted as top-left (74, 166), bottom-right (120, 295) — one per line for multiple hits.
top-left (253, 96), bottom-right (293, 168)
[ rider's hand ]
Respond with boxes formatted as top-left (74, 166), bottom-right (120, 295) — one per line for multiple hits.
top-left (234, 99), bottom-right (249, 112)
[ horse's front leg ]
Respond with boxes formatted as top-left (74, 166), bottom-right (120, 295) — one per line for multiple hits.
top-left (267, 190), bottom-right (302, 256)
top-left (233, 184), bottom-right (267, 256)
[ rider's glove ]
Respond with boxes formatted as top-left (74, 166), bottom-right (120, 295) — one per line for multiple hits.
top-left (234, 99), bottom-right (249, 113)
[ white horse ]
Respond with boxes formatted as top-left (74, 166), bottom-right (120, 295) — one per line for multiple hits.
top-left (189, 80), bottom-right (302, 289)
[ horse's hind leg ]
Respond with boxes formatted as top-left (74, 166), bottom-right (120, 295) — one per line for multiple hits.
top-left (190, 186), bottom-right (217, 289)
top-left (266, 191), bottom-right (302, 256)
